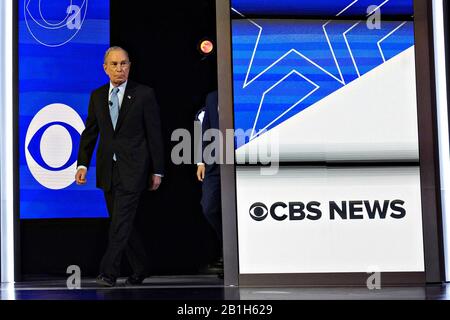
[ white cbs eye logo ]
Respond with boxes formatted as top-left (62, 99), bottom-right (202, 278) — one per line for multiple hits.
top-left (24, 0), bottom-right (88, 47)
top-left (25, 103), bottom-right (85, 190)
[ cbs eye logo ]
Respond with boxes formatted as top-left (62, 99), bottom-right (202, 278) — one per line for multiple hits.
top-left (25, 103), bottom-right (85, 190)
top-left (24, 0), bottom-right (88, 47)
top-left (249, 202), bottom-right (269, 221)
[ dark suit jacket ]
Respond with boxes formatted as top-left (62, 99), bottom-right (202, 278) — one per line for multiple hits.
top-left (202, 91), bottom-right (220, 177)
top-left (77, 80), bottom-right (164, 192)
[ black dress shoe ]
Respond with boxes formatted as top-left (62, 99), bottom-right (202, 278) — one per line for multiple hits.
top-left (199, 257), bottom-right (224, 276)
top-left (210, 257), bottom-right (223, 269)
top-left (125, 275), bottom-right (146, 286)
top-left (96, 274), bottom-right (116, 287)
top-left (208, 257), bottom-right (224, 273)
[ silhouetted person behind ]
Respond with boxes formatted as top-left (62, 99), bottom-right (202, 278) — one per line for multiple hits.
top-left (196, 91), bottom-right (223, 276)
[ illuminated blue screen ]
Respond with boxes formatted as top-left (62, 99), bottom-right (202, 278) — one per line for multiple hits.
top-left (231, 0), bottom-right (415, 147)
top-left (19, 0), bottom-right (110, 219)
top-left (231, 0), bottom-right (413, 16)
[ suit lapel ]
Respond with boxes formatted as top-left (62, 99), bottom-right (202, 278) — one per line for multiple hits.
top-left (100, 85), bottom-right (115, 133)
top-left (115, 82), bottom-right (136, 132)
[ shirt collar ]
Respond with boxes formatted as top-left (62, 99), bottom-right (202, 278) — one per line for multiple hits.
top-left (109, 81), bottom-right (127, 95)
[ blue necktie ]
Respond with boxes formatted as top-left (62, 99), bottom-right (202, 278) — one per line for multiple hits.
top-left (110, 87), bottom-right (120, 129)
top-left (110, 87), bottom-right (120, 160)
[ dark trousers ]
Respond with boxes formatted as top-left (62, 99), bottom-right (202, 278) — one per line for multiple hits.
top-left (99, 162), bottom-right (148, 279)
top-left (201, 173), bottom-right (222, 246)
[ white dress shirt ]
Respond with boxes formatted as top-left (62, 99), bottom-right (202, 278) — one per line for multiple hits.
top-left (109, 81), bottom-right (127, 109)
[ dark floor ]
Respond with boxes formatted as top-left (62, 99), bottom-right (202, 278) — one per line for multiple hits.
top-left (1, 276), bottom-right (449, 300)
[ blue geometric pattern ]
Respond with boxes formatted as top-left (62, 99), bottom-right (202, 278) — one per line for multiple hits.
top-left (231, 0), bottom-right (413, 17)
top-left (231, 0), bottom-right (415, 147)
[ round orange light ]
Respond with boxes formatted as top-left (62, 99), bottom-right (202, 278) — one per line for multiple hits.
top-left (200, 40), bottom-right (214, 54)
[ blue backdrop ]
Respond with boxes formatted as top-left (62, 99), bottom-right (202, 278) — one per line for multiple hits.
top-left (231, 0), bottom-right (415, 147)
top-left (231, 0), bottom-right (413, 16)
top-left (19, 0), bottom-right (110, 219)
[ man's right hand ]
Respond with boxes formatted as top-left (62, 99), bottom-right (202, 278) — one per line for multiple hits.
top-left (197, 164), bottom-right (205, 182)
top-left (75, 168), bottom-right (87, 185)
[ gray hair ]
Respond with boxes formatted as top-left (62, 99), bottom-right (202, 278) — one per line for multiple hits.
top-left (103, 46), bottom-right (130, 64)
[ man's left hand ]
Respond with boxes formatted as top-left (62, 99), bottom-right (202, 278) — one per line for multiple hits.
top-left (149, 175), bottom-right (162, 191)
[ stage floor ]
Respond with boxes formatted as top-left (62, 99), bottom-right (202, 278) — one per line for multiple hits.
top-left (0, 276), bottom-right (449, 300)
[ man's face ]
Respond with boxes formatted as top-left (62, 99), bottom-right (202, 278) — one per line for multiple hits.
top-left (103, 50), bottom-right (131, 86)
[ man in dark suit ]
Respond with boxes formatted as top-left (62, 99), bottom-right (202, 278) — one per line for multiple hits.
top-left (196, 91), bottom-right (222, 274)
top-left (75, 46), bottom-right (164, 287)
